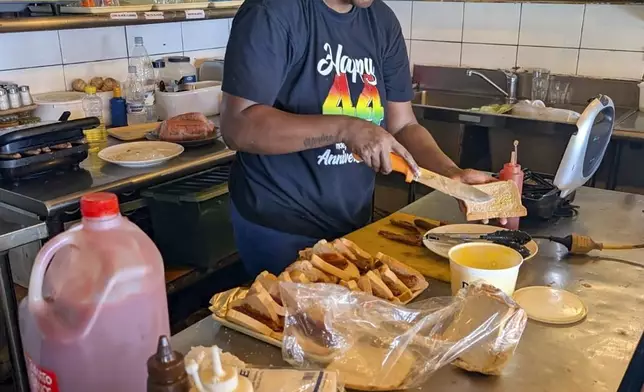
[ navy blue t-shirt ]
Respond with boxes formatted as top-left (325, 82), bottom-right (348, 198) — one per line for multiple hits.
top-left (223, 0), bottom-right (413, 239)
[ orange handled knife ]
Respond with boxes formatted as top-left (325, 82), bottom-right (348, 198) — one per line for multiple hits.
top-left (356, 153), bottom-right (493, 203)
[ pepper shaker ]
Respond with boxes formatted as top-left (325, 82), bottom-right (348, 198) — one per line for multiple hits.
top-left (19, 86), bottom-right (33, 106)
top-left (7, 87), bottom-right (21, 109)
top-left (0, 89), bottom-right (10, 111)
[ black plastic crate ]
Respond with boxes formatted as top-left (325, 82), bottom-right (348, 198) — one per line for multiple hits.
top-left (142, 164), bottom-right (236, 268)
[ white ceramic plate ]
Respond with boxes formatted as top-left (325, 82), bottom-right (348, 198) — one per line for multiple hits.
top-left (98, 141), bottom-right (184, 168)
top-left (422, 223), bottom-right (538, 261)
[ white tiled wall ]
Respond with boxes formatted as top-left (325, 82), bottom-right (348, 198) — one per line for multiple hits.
top-left (0, 18), bottom-right (231, 94)
top-left (388, 1), bottom-right (644, 80)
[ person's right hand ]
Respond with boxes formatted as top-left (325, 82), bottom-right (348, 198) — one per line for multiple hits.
top-left (342, 120), bottom-right (419, 175)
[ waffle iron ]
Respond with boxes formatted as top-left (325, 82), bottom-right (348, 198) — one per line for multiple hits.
top-left (0, 116), bottom-right (99, 181)
top-left (521, 95), bottom-right (615, 220)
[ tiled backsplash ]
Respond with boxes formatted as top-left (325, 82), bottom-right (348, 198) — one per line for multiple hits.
top-left (387, 1), bottom-right (644, 81)
top-left (2, 2), bottom-right (643, 95)
top-left (0, 18), bottom-right (231, 94)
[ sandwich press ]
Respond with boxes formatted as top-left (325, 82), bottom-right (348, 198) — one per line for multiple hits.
top-left (523, 95), bottom-right (615, 220)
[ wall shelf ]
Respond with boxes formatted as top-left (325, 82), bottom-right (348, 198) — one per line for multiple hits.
top-left (0, 5), bottom-right (239, 33)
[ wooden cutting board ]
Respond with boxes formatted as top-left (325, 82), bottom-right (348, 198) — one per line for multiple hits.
top-left (106, 122), bottom-right (159, 141)
top-left (345, 212), bottom-right (451, 283)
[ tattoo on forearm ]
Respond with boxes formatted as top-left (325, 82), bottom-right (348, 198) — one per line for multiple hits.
top-left (303, 134), bottom-right (335, 148)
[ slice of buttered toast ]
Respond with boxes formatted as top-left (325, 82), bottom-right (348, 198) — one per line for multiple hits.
top-left (463, 181), bottom-right (527, 221)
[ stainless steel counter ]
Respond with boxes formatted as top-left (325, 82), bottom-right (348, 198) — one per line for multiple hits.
top-left (0, 139), bottom-right (234, 217)
top-left (0, 205), bottom-right (49, 392)
top-left (172, 186), bottom-right (644, 392)
top-left (614, 111), bottom-right (644, 140)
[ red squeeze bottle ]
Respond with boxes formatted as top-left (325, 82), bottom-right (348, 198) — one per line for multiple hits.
top-left (499, 140), bottom-right (524, 230)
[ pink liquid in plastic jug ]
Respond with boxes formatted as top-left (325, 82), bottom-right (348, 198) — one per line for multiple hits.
top-left (19, 192), bottom-right (170, 392)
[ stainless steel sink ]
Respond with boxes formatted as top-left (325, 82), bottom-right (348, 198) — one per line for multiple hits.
top-left (412, 89), bottom-right (634, 122)
top-left (412, 90), bottom-right (504, 110)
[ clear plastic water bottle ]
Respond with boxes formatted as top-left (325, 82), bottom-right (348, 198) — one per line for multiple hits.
top-left (81, 86), bottom-right (107, 142)
top-left (129, 36), bottom-right (156, 122)
top-left (124, 65), bottom-right (147, 125)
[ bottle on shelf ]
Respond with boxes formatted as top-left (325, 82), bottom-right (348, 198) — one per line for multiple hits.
top-left (81, 86), bottom-right (107, 143)
top-left (129, 36), bottom-right (157, 122)
top-left (124, 65), bottom-right (148, 125)
top-left (110, 86), bottom-right (127, 127)
top-left (499, 140), bottom-right (524, 230)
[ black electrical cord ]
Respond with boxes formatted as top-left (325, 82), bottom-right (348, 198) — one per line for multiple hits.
top-left (552, 199), bottom-right (580, 218)
top-left (531, 235), bottom-right (574, 251)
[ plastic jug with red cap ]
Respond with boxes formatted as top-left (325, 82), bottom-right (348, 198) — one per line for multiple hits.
top-left (19, 192), bottom-right (170, 392)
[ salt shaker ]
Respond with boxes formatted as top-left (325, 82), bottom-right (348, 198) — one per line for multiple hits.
top-left (0, 89), bottom-right (10, 111)
top-left (7, 87), bottom-right (21, 109)
top-left (19, 86), bottom-right (33, 106)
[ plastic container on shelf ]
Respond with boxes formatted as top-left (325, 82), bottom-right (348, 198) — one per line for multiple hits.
top-left (110, 86), bottom-right (127, 127)
top-left (155, 81), bottom-right (221, 120)
top-left (19, 192), bottom-right (170, 392)
top-left (129, 36), bottom-right (157, 122)
top-left (141, 165), bottom-right (235, 268)
top-left (161, 56), bottom-right (197, 89)
top-left (81, 86), bottom-right (107, 142)
top-left (33, 91), bottom-right (86, 122)
top-left (97, 90), bottom-right (114, 127)
top-left (152, 59), bottom-right (167, 92)
top-left (125, 65), bottom-right (148, 125)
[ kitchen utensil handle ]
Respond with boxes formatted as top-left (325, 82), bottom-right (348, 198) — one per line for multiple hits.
top-left (389, 153), bottom-right (415, 182)
top-left (28, 225), bottom-right (83, 311)
top-left (351, 153), bottom-right (415, 182)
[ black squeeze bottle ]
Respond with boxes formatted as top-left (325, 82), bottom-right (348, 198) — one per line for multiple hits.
top-left (147, 335), bottom-right (191, 392)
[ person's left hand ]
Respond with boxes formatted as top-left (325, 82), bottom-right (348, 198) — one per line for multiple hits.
top-left (449, 168), bottom-right (508, 225)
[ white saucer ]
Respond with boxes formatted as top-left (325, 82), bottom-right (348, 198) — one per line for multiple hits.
top-left (98, 141), bottom-right (184, 168)
top-left (513, 286), bottom-right (587, 325)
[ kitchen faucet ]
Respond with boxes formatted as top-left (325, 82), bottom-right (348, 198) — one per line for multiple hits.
top-left (466, 69), bottom-right (518, 104)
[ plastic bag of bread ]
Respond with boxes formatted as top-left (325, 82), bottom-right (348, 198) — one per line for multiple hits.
top-left (279, 282), bottom-right (527, 391)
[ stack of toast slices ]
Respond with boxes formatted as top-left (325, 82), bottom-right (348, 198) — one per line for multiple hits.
top-left (224, 238), bottom-right (429, 341)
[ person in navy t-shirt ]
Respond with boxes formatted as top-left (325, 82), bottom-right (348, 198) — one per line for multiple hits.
top-left (221, 0), bottom-right (496, 276)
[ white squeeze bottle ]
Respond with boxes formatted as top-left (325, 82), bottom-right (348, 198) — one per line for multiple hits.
top-left (19, 192), bottom-right (170, 392)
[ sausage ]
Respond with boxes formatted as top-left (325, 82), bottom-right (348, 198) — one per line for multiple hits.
top-left (157, 119), bottom-right (214, 142)
top-left (390, 219), bottom-right (422, 233)
top-left (378, 230), bottom-right (423, 247)
top-left (413, 218), bottom-right (441, 231)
